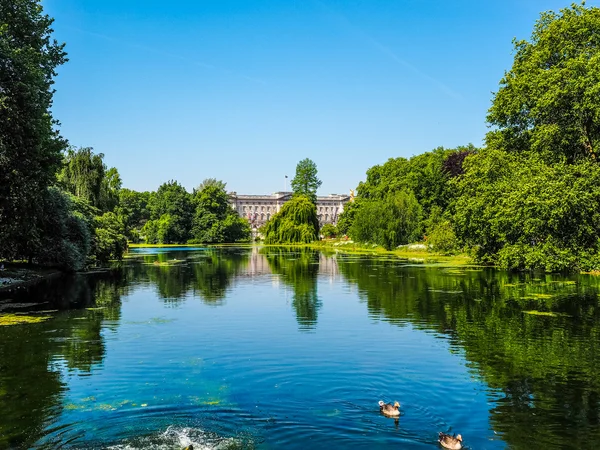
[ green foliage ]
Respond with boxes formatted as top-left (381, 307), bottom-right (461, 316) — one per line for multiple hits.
top-left (320, 223), bottom-right (338, 238)
top-left (196, 178), bottom-right (227, 192)
top-left (487, 3), bottom-right (600, 161)
top-left (357, 145), bottom-right (477, 217)
top-left (190, 184), bottom-right (250, 243)
top-left (145, 181), bottom-right (193, 244)
top-left (93, 212), bottom-right (127, 264)
top-left (453, 149), bottom-right (600, 271)
top-left (0, 0), bottom-right (68, 262)
top-left (115, 189), bottom-right (151, 242)
top-left (291, 158), bottom-right (322, 204)
top-left (262, 247), bottom-right (321, 330)
top-left (262, 195), bottom-right (319, 244)
top-left (426, 220), bottom-right (458, 254)
top-left (336, 199), bottom-right (361, 236)
top-left (100, 167), bottom-right (122, 212)
top-left (35, 187), bottom-right (91, 271)
top-left (349, 190), bottom-right (423, 250)
top-left (59, 147), bottom-right (107, 209)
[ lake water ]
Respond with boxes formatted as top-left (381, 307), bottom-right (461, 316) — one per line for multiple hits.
top-left (1, 246), bottom-right (600, 449)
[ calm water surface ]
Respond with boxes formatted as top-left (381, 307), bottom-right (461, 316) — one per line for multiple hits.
top-left (1, 247), bottom-right (600, 449)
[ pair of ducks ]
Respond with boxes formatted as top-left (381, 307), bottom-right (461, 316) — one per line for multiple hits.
top-left (378, 401), bottom-right (463, 450)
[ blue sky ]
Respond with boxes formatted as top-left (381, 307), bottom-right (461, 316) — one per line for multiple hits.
top-left (44, 0), bottom-right (597, 195)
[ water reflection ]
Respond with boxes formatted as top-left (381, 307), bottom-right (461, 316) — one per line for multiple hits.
top-left (2, 248), bottom-right (600, 449)
top-left (0, 272), bottom-right (125, 449)
top-left (337, 257), bottom-right (600, 449)
top-left (262, 247), bottom-right (322, 330)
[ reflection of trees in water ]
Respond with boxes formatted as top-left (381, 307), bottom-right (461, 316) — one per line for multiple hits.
top-left (263, 248), bottom-right (322, 330)
top-left (127, 248), bottom-right (251, 305)
top-left (191, 249), bottom-right (250, 304)
top-left (338, 257), bottom-right (600, 449)
top-left (0, 272), bottom-right (126, 449)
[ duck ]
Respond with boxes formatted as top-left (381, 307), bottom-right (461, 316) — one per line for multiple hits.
top-left (378, 400), bottom-right (400, 417)
top-left (183, 446), bottom-right (193, 450)
top-left (438, 432), bottom-right (462, 450)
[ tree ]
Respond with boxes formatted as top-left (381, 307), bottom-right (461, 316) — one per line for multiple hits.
top-left (58, 147), bottom-right (107, 209)
top-left (356, 146), bottom-right (475, 217)
top-left (191, 183), bottom-right (250, 243)
top-left (146, 181), bottom-right (193, 243)
top-left (0, 0), bottom-right (68, 261)
top-left (99, 167), bottom-right (122, 212)
top-left (262, 195), bottom-right (319, 244)
top-left (291, 158), bottom-right (322, 203)
top-left (197, 178), bottom-right (227, 192)
top-left (487, 3), bottom-right (600, 162)
top-left (336, 199), bottom-right (361, 236)
top-left (115, 189), bottom-right (151, 241)
top-left (452, 149), bottom-right (600, 271)
top-left (349, 190), bottom-right (423, 250)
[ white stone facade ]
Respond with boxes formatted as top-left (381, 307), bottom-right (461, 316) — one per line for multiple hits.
top-left (228, 191), bottom-right (350, 229)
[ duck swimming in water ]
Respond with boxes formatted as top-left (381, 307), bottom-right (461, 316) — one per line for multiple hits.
top-left (378, 400), bottom-right (400, 417)
top-left (438, 432), bottom-right (462, 449)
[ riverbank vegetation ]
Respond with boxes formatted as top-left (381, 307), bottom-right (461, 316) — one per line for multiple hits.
top-left (0, 1), bottom-right (249, 271)
top-left (2, 2), bottom-right (600, 273)
top-left (334, 3), bottom-right (600, 272)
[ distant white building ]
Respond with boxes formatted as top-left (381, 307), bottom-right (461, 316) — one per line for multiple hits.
top-left (228, 191), bottom-right (351, 229)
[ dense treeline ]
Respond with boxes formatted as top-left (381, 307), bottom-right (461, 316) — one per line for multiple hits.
top-left (0, 0), bottom-right (249, 270)
top-left (338, 3), bottom-right (600, 271)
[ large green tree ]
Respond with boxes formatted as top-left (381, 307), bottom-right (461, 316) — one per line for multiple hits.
top-left (487, 3), bottom-right (600, 161)
top-left (58, 147), bottom-right (107, 209)
top-left (357, 146), bottom-right (476, 216)
top-left (144, 181), bottom-right (193, 244)
top-left (0, 0), bottom-right (68, 260)
top-left (191, 183), bottom-right (250, 243)
top-left (452, 149), bottom-right (600, 271)
top-left (349, 190), bottom-right (423, 250)
top-left (115, 189), bottom-right (151, 241)
top-left (291, 158), bottom-right (322, 203)
top-left (262, 195), bottom-right (319, 244)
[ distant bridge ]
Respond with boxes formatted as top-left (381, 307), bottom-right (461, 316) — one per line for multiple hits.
top-left (229, 191), bottom-right (351, 229)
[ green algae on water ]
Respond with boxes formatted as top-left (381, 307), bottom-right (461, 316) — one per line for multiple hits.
top-left (523, 310), bottom-right (570, 317)
top-left (0, 313), bottom-right (51, 326)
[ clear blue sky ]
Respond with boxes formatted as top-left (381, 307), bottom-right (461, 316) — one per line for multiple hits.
top-left (44, 0), bottom-right (597, 195)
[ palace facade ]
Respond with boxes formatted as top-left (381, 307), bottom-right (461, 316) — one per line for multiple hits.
top-left (229, 191), bottom-right (351, 229)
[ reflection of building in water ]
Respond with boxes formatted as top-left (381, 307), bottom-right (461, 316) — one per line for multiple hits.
top-left (240, 247), bottom-right (339, 279)
top-left (318, 253), bottom-right (339, 280)
top-left (228, 191), bottom-right (350, 229)
top-left (245, 247), bottom-right (272, 276)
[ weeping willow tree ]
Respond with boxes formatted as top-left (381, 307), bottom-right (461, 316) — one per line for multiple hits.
top-left (262, 195), bottom-right (319, 244)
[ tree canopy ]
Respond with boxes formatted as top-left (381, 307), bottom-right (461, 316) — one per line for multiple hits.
top-left (0, 0), bottom-right (67, 261)
top-left (487, 3), bottom-right (600, 162)
top-left (262, 195), bottom-right (319, 244)
top-left (291, 158), bottom-right (322, 203)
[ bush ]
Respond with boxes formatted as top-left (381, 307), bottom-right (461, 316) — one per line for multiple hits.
top-left (427, 221), bottom-right (458, 254)
top-left (349, 190), bottom-right (422, 250)
top-left (320, 223), bottom-right (338, 238)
